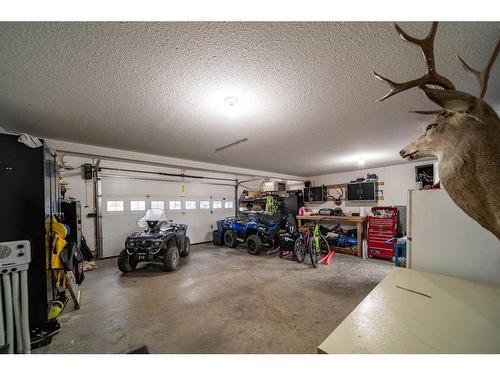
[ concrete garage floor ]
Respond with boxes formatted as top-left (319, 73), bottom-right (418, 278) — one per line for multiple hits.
top-left (35, 243), bottom-right (392, 354)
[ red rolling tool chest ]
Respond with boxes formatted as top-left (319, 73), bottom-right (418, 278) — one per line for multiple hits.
top-left (368, 206), bottom-right (398, 260)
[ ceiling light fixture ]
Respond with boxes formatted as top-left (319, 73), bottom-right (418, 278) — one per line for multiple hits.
top-left (336, 152), bottom-right (390, 166)
top-left (224, 97), bottom-right (238, 106)
top-left (201, 85), bottom-right (265, 119)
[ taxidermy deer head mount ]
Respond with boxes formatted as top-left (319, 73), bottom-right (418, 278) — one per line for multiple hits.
top-left (374, 22), bottom-right (500, 240)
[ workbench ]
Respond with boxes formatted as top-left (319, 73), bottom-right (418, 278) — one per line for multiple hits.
top-left (318, 268), bottom-right (500, 353)
top-left (296, 215), bottom-right (366, 257)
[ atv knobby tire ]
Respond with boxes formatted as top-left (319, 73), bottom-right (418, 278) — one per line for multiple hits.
top-left (180, 237), bottom-right (191, 257)
top-left (246, 234), bottom-right (263, 255)
top-left (224, 230), bottom-right (238, 248)
top-left (117, 250), bottom-right (138, 273)
top-left (163, 243), bottom-right (180, 272)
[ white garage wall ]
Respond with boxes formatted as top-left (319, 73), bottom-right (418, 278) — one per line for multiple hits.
top-left (101, 176), bottom-right (236, 257)
top-left (306, 160), bottom-right (438, 214)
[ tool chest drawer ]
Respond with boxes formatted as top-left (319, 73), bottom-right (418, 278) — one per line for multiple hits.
top-left (367, 248), bottom-right (394, 260)
top-left (368, 218), bottom-right (395, 228)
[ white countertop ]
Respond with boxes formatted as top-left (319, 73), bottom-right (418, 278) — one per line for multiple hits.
top-left (318, 267), bottom-right (500, 353)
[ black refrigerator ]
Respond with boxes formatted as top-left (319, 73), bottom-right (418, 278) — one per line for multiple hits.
top-left (0, 133), bottom-right (59, 330)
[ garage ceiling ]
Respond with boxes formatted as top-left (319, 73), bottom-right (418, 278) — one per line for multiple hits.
top-left (0, 22), bottom-right (498, 176)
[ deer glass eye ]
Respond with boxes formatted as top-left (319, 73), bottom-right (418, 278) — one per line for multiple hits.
top-left (426, 123), bottom-right (437, 132)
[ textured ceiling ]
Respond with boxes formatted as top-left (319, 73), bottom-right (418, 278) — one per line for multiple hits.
top-left (0, 22), bottom-right (499, 176)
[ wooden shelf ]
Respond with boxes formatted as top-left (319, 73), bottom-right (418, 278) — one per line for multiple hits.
top-left (297, 215), bottom-right (366, 223)
top-left (325, 182), bottom-right (384, 189)
top-left (239, 192), bottom-right (289, 204)
top-left (331, 246), bottom-right (359, 257)
top-left (239, 197), bottom-right (268, 203)
top-left (324, 196), bottom-right (384, 201)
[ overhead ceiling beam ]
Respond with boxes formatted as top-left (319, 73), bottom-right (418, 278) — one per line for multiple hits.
top-left (215, 138), bottom-right (248, 153)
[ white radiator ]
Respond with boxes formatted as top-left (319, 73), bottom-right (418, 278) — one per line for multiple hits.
top-left (0, 240), bottom-right (31, 354)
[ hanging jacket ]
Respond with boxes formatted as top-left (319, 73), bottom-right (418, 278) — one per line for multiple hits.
top-left (49, 217), bottom-right (68, 270)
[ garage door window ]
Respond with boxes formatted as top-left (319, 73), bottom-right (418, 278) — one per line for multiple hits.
top-left (213, 201), bottom-right (222, 209)
top-left (225, 201), bottom-right (234, 209)
top-left (130, 200), bottom-right (146, 211)
top-left (151, 200), bottom-right (164, 210)
top-left (185, 200), bottom-right (196, 210)
top-left (169, 200), bottom-right (181, 210)
top-left (107, 200), bottom-right (124, 212)
top-left (200, 200), bottom-right (210, 209)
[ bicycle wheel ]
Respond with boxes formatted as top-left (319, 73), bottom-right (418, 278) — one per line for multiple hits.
top-left (309, 237), bottom-right (320, 268)
top-left (294, 237), bottom-right (306, 263)
top-left (319, 234), bottom-right (330, 256)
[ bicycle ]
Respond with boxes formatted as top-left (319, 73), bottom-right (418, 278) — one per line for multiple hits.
top-left (294, 222), bottom-right (329, 268)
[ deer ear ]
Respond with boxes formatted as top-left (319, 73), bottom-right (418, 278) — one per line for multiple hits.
top-left (419, 86), bottom-right (477, 113)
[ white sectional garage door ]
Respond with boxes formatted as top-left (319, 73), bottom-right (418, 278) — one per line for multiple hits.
top-left (101, 176), bottom-right (235, 258)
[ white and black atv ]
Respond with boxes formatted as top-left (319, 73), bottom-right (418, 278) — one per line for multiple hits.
top-left (118, 209), bottom-right (190, 273)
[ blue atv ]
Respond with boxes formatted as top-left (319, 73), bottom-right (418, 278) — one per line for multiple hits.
top-left (222, 213), bottom-right (281, 255)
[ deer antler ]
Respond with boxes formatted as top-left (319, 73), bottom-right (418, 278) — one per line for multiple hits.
top-left (456, 38), bottom-right (500, 99)
top-left (373, 22), bottom-right (456, 102)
